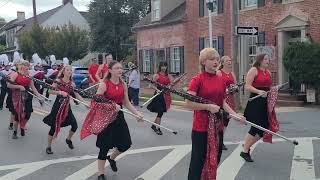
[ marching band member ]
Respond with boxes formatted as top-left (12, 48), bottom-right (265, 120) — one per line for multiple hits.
top-left (95, 53), bottom-right (113, 82)
top-left (7, 60), bottom-right (43, 139)
top-left (81, 61), bottom-right (143, 180)
top-left (185, 48), bottom-right (245, 180)
top-left (217, 56), bottom-right (237, 150)
top-left (240, 53), bottom-right (276, 162)
top-left (147, 62), bottom-right (173, 135)
top-left (43, 65), bottom-right (85, 154)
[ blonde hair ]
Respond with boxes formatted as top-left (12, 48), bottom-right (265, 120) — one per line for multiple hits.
top-left (57, 65), bottom-right (72, 81)
top-left (219, 56), bottom-right (231, 70)
top-left (199, 48), bottom-right (220, 72)
top-left (21, 60), bottom-right (30, 67)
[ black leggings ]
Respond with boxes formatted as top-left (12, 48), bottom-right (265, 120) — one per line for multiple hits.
top-left (188, 131), bottom-right (223, 180)
top-left (157, 112), bottom-right (163, 118)
top-left (48, 121), bottom-right (78, 136)
top-left (98, 147), bottom-right (129, 160)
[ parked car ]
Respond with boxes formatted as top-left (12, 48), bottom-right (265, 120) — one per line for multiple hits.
top-left (72, 67), bottom-right (89, 89)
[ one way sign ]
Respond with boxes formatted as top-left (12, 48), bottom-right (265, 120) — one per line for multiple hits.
top-left (236, 26), bottom-right (258, 36)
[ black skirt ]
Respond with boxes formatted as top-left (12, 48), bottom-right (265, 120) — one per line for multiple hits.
top-left (7, 89), bottom-right (33, 121)
top-left (43, 95), bottom-right (77, 127)
top-left (244, 92), bottom-right (269, 137)
top-left (147, 91), bottom-right (167, 113)
top-left (96, 111), bottom-right (132, 152)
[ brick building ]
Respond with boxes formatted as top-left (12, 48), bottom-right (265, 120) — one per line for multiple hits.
top-left (133, 0), bottom-right (320, 86)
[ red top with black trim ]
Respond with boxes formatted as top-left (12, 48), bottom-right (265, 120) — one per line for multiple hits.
top-left (101, 64), bottom-right (108, 78)
top-left (88, 64), bottom-right (99, 82)
top-left (58, 79), bottom-right (73, 94)
top-left (252, 67), bottom-right (272, 90)
top-left (220, 70), bottom-right (235, 86)
top-left (104, 79), bottom-right (124, 105)
top-left (188, 71), bottom-right (226, 132)
top-left (15, 73), bottom-right (31, 87)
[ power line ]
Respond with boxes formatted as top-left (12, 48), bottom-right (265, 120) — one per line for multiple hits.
top-left (0, 0), bottom-right (13, 9)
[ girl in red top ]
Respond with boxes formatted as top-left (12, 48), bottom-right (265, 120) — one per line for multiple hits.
top-left (88, 58), bottom-right (100, 84)
top-left (186, 48), bottom-right (245, 180)
top-left (217, 56), bottom-right (237, 150)
top-left (96, 53), bottom-right (113, 82)
top-left (43, 65), bottom-right (85, 154)
top-left (86, 61), bottom-right (142, 180)
top-left (7, 60), bottom-right (43, 139)
top-left (240, 54), bottom-right (273, 162)
top-left (147, 61), bottom-right (173, 135)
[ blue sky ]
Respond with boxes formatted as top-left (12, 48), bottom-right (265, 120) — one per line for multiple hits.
top-left (0, 0), bottom-right (90, 21)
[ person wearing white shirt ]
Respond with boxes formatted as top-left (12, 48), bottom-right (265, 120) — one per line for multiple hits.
top-left (0, 64), bottom-right (12, 110)
top-left (128, 63), bottom-right (140, 106)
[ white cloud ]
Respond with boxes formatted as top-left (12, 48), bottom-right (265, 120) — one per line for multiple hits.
top-left (0, 0), bottom-right (90, 22)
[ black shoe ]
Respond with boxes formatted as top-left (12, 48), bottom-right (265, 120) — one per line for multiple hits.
top-left (66, 139), bottom-right (74, 149)
top-left (97, 174), bottom-right (106, 180)
top-left (20, 128), bottom-right (25, 136)
top-left (157, 128), bottom-right (163, 135)
top-left (12, 131), bottom-right (18, 139)
top-left (0, 107), bottom-right (2, 110)
top-left (151, 125), bottom-right (158, 133)
top-left (46, 147), bottom-right (53, 154)
top-left (8, 123), bottom-right (13, 130)
top-left (106, 155), bottom-right (118, 172)
top-left (240, 151), bottom-right (254, 162)
top-left (222, 144), bottom-right (228, 150)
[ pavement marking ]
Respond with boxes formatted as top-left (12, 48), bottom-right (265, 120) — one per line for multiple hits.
top-left (134, 145), bottom-right (191, 180)
top-left (1, 137), bottom-right (319, 180)
top-left (217, 142), bottom-right (259, 180)
top-left (290, 138), bottom-right (319, 180)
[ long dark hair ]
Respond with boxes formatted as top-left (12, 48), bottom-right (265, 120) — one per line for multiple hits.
top-left (253, 53), bottom-right (267, 68)
top-left (157, 61), bottom-right (168, 75)
top-left (105, 60), bottom-right (121, 80)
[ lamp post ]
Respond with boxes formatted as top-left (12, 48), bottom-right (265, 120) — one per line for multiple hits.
top-left (206, 0), bottom-right (216, 48)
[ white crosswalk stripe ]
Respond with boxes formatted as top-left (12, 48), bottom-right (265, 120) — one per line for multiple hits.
top-left (0, 137), bottom-right (319, 180)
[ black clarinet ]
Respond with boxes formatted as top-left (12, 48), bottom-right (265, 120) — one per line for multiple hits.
top-left (144, 77), bottom-right (230, 120)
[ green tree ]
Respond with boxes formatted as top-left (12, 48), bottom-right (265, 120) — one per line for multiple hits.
top-left (18, 23), bottom-right (89, 63)
top-left (283, 42), bottom-right (320, 87)
top-left (88, 0), bottom-right (149, 61)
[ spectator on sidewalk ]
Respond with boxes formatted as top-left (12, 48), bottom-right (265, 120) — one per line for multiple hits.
top-left (128, 62), bottom-right (140, 106)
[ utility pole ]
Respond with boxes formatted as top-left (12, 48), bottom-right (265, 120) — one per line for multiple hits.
top-left (232, 0), bottom-right (241, 106)
top-left (32, 0), bottom-right (37, 23)
top-left (206, 0), bottom-right (216, 48)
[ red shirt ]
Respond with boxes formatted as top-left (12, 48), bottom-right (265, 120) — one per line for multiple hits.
top-left (220, 70), bottom-right (235, 86)
top-left (16, 73), bottom-right (31, 87)
top-left (188, 71), bottom-right (226, 132)
top-left (252, 67), bottom-right (272, 90)
top-left (101, 64), bottom-right (108, 78)
top-left (88, 64), bottom-right (99, 82)
top-left (58, 79), bottom-right (72, 94)
top-left (104, 80), bottom-right (124, 105)
top-left (157, 73), bottom-right (170, 85)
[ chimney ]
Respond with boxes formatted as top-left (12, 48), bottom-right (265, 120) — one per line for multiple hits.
top-left (17, 11), bottom-right (25, 21)
top-left (62, 0), bottom-right (73, 5)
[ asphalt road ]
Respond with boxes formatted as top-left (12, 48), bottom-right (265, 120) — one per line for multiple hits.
top-left (0, 98), bottom-right (320, 180)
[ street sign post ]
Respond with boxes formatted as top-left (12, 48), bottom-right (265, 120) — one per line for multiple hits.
top-left (236, 26), bottom-right (258, 36)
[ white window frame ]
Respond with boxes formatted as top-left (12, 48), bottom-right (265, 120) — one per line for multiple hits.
top-left (282, 0), bottom-right (304, 4)
top-left (243, 0), bottom-right (257, 8)
top-left (248, 36), bottom-right (257, 65)
top-left (203, 0), bottom-right (218, 17)
top-left (204, 38), bottom-right (218, 49)
top-left (152, 0), bottom-right (161, 21)
top-left (170, 47), bottom-right (181, 73)
top-left (143, 49), bottom-right (151, 72)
